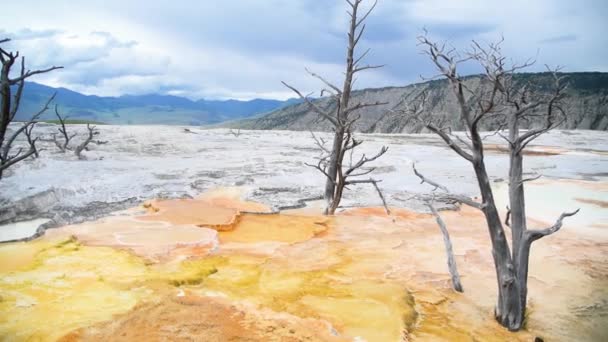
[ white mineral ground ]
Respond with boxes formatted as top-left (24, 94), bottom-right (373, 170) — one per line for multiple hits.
top-left (0, 126), bottom-right (606, 341)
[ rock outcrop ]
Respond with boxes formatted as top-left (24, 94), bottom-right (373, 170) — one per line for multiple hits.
top-left (226, 72), bottom-right (608, 133)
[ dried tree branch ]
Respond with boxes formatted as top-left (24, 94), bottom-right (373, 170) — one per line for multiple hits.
top-left (9, 65), bottom-right (63, 84)
top-left (281, 81), bottom-right (339, 126)
top-left (412, 163), bottom-right (448, 192)
top-left (525, 209), bottom-right (579, 243)
top-left (427, 201), bottom-right (464, 292)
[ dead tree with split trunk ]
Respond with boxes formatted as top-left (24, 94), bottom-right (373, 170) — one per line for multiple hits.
top-left (0, 38), bottom-right (62, 179)
top-left (228, 128), bottom-right (241, 137)
top-left (74, 124), bottom-right (98, 160)
top-left (51, 106), bottom-right (101, 159)
top-left (52, 105), bottom-right (76, 152)
top-left (404, 33), bottom-right (579, 331)
top-left (283, 0), bottom-right (389, 215)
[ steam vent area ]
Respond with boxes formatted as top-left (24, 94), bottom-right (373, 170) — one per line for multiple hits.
top-left (1, 127), bottom-right (607, 341)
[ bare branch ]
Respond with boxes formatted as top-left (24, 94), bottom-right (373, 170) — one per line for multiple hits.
top-left (344, 145), bottom-right (388, 178)
top-left (305, 160), bottom-right (336, 186)
top-left (344, 100), bottom-right (388, 116)
top-left (9, 66), bottom-right (63, 84)
top-left (353, 64), bottom-right (385, 73)
top-left (340, 177), bottom-right (390, 214)
top-left (305, 68), bottom-right (342, 95)
top-left (310, 131), bottom-right (330, 154)
top-left (519, 173), bottom-right (542, 185)
top-left (0, 146), bottom-right (36, 172)
top-left (372, 179), bottom-right (390, 215)
top-left (281, 81), bottom-right (338, 126)
top-left (353, 48), bottom-right (371, 67)
top-left (525, 209), bottom-right (580, 243)
top-left (433, 193), bottom-right (486, 210)
top-left (412, 163), bottom-right (448, 192)
top-left (355, 0), bottom-right (378, 28)
top-left (426, 123), bottom-right (475, 162)
top-left (412, 161), bottom-right (484, 210)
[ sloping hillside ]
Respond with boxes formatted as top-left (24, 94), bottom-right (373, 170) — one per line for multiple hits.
top-left (226, 72), bottom-right (608, 132)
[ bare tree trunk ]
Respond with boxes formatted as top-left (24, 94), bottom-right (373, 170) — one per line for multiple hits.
top-left (427, 203), bottom-right (463, 292)
top-left (507, 115), bottom-right (530, 314)
top-left (473, 159), bottom-right (523, 330)
top-left (324, 127), bottom-right (344, 212)
top-left (323, 0), bottom-right (358, 214)
top-left (0, 58), bottom-right (14, 170)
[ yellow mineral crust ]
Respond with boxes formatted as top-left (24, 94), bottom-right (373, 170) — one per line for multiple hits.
top-left (218, 213), bottom-right (330, 244)
top-left (1, 181), bottom-right (607, 341)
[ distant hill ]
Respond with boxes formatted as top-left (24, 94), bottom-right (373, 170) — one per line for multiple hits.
top-left (225, 72), bottom-right (608, 132)
top-left (14, 82), bottom-right (298, 125)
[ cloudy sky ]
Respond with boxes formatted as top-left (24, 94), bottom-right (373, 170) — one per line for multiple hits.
top-left (2, 0), bottom-right (607, 100)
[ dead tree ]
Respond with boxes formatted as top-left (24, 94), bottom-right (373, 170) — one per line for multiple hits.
top-left (49, 105), bottom-right (101, 159)
top-left (74, 124), bottom-right (98, 160)
top-left (24, 122), bottom-right (41, 158)
top-left (283, 0), bottom-right (388, 214)
top-left (406, 34), bottom-right (579, 331)
top-left (52, 105), bottom-right (76, 152)
top-left (0, 38), bottom-right (62, 179)
top-left (228, 128), bottom-right (241, 137)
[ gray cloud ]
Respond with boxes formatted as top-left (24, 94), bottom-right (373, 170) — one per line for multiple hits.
top-left (539, 34), bottom-right (578, 44)
top-left (0, 28), bottom-right (62, 40)
top-left (1, 0), bottom-right (606, 100)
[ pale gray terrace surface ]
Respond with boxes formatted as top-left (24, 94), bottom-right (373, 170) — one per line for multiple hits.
top-left (0, 124), bottom-right (606, 242)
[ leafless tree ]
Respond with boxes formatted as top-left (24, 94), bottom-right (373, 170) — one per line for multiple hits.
top-left (24, 121), bottom-right (42, 158)
top-left (50, 106), bottom-right (101, 159)
top-left (283, 0), bottom-right (388, 214)
top-left (404, 33), bottom-right (579, 331)
top-left (229, 128), bottom-right (241, 137)
top-left (52, 105), bottom-right (76, 152)
top-left (74, 124), bottom-right (98, 160)
top-left (0, 38), bottom-right (62, 179)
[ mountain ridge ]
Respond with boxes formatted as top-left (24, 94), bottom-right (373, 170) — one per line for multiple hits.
top-left (15, 82), bottom-right (299, 125)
